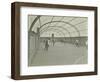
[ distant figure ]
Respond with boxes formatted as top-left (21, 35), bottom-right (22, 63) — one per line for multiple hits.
top-left (45, 40), bottom-right (49, 51)
top-left (51, 33), bottom-right (55, 46)
top-left (75, 40), bottom-right (79, 47)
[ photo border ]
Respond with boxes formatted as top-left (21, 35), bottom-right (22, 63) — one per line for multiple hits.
top-left (11, 2), bottom-right (98, 80)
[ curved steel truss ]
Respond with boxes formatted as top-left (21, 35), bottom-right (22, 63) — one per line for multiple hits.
top-left (29, 16), bottom-right (87, 37)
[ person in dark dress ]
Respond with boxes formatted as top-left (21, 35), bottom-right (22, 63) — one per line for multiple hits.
top-left (45, 40), bottom-right (49, 51)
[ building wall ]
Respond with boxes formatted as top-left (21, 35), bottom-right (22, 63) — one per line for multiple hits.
top-left (28, 31), bottom-right (39, 66)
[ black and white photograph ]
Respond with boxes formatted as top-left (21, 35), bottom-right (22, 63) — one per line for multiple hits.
top-left (11, 2), bottom-right (97, 79)
top-left (28, 15), bottom-right (88, 66)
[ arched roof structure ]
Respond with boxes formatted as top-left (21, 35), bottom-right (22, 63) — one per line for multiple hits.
top-left (28, 15), bottom-right (87, 37)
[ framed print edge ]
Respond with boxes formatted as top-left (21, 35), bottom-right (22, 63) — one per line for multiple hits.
top-left (11, 2), bottom-right (21, 80)
top-left (11, 2), bottom-right (98, 80)
top-left (94, 6), bottom-right (98, 75)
